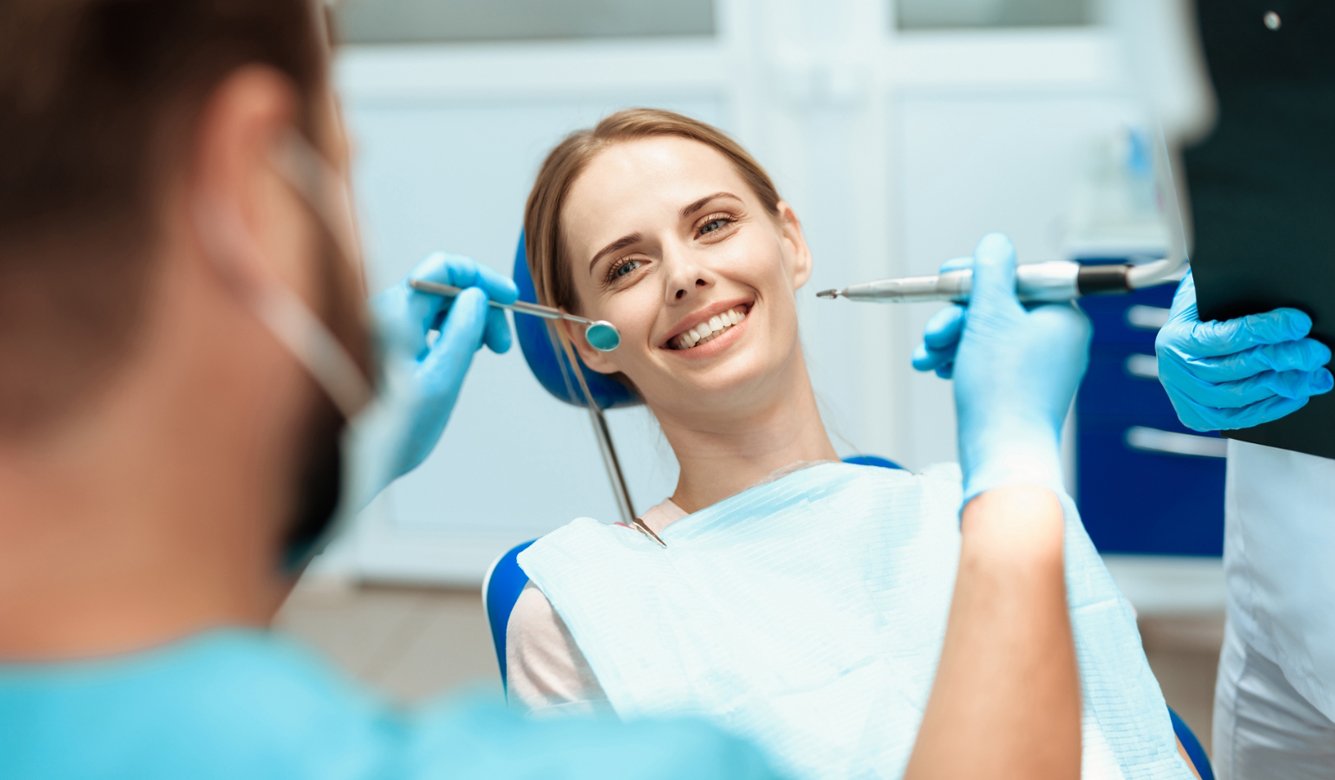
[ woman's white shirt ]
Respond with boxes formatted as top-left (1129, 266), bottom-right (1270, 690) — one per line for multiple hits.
top-left (506, 499), bottom-right (687, 715)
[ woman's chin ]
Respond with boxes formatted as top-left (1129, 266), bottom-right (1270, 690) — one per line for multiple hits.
top-left (633, 306), bottom-right (805, 413)
top-left (644, 350), bottom-right (789, 416)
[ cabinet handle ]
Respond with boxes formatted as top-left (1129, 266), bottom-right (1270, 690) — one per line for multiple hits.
top-left (1124, 426), bottom-right (1227, 458)
top-left (1126, 305), bottom-right (1171, 331)
top-left (1124, 353), bottom-right (1159, 380)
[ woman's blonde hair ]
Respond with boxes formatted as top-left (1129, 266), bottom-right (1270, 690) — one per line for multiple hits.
top-left (523, 108), bottom-right (782, 312)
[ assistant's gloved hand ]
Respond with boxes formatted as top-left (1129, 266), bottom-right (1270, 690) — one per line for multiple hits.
top-left (361, 252), bottom-right (518, 496)
top-left (1155, 271), bottom-right (1333, 432)
top-left (911, 234), bottom-right (1091, 505)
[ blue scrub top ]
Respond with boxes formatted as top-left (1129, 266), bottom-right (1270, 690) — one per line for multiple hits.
top-left (0, 629), bottom-right (781, 779)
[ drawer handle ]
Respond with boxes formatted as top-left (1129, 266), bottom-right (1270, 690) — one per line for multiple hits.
top-left (1126, 305), bottom-right (1171, 331)
top-left (1124, 353), bottom-right (1159, 380)
top-left (1124, 426), bottom-right (1227, 458)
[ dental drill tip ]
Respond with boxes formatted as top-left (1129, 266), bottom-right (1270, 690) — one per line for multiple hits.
top-left (816, 289), bottom-right (841, 299)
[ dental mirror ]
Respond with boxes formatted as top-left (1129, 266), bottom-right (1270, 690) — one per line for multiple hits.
top-left (409, 278), bottom-right (621, 353)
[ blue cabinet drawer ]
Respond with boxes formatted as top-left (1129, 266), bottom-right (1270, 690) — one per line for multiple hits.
top-left (1075, 420), bottom-right (1226, 557)
top-left (1077, 350), bottom-right (1183, 430)
top-left (1074, 280), bottom-right (1223, 557)
top-left (1080, 284), bottom-right (1176, 349)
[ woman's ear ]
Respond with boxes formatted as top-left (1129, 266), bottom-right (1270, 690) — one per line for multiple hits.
top-left (776, 200), bottom-right (813, 290)
top-left (560, 317), bottom-right (619, 375)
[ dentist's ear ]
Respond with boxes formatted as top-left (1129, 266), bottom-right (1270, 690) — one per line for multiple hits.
top-left (561, 318), bottom-right (619, 375)
top-left (187, 65), bottom-right (300, 293)
top-left (776, 200), bottom-right (812, 290)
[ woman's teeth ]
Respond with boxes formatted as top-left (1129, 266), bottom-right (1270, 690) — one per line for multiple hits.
top-left (670, 306), bottom-right (748, 350)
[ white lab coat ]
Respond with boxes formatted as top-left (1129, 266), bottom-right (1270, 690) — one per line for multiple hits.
top-left (1214, 440), bottom-right (1335, 778)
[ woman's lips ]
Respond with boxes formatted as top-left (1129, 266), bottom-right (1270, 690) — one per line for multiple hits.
top-left (663, 303), bottom-right (752, 359)
top-left (661, 298), bottom-right (754, 348)
top-left (667, 304), bottom-right (750, 350)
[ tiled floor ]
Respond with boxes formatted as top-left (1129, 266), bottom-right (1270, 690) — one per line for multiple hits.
top-left (1142, 613), bottom-right (1225, 754)
top-left (276, 580), bottom-right (502, 705)
top-left (277, 579), bottom-right (1224, 753)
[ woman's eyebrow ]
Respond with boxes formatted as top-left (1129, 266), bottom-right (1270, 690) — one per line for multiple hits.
top-left (586, 193), bottom-right (742, 273)
top-left (679, 191), bottom-right (741, 219)
top-left (589, 233), bottom-right (642, 273)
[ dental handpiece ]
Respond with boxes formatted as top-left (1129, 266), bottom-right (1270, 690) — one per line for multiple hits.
top-left (815, 261), bottom-right (1152, 304)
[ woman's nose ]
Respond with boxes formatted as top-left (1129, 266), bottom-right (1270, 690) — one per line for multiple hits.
top-left (673, 277), bottom-right (709, 300)
top-left (664, 247), bottom-right (714, 302)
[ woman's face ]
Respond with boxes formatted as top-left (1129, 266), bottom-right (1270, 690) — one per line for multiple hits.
top-left (559, 136), bottom-right (812, 416)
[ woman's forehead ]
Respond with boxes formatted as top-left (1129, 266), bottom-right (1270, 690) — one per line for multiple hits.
top-left (562, 137), bottom-right (752, 244)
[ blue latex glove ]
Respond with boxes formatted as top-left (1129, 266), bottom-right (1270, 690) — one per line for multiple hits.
top-left (368, 252), bottom-right (518, 486)
top-left (1155, 271), bottom-right (1333, 432)
top-left (911, 234), bottom-right (1091, 504)
top-left (910, 255), bottom-right (971, 381)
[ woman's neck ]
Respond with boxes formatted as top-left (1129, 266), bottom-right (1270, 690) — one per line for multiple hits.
top-left (656, 351), bottom-right (838, 514)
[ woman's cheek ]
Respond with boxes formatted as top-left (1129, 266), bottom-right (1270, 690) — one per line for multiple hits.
top-left (608, 296), bottom-right (657, 352)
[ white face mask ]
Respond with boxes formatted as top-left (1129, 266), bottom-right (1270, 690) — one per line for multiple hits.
top-left (193, 130), bottom-right (412, 569)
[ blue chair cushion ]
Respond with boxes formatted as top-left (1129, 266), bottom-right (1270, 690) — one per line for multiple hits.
top-left (841, 454), bottom-right (904, 471)
top-left (512, 232), bottom-right (640, 409)
top-left (483, 539), bottom-right (536, 691)
top-left (1168, 707), bottom-right (1215, 779)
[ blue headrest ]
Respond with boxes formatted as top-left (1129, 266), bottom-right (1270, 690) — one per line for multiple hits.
top-left (512, 232), bottom-right (641, 409)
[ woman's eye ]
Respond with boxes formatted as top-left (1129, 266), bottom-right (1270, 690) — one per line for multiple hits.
top-left (698, 217), bottom-right (732, 236)
top-left (607, 258), bottom-right (643, 284)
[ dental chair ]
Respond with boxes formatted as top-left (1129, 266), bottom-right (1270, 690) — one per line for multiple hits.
top-left (483, 235), bottom-right (1213, 779)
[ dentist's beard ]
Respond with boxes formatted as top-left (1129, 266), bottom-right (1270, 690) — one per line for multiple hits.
top-left (282, 390), bottom-right (345, 568)
top-left (281, 234), bottom-right (372, 569)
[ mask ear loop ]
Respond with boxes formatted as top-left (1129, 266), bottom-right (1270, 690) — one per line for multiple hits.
top-left (191, 130), bottom-right (376, 420)
top-left (192, 197), bottom-right (374, 421)
top-left (271, 131), bottom-right (366, 288)
top-left (547, 319), bottom-right (666, 548)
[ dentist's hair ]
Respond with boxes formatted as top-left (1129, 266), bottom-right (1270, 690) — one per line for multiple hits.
top-left (524, 108), bottom-right (782, 313)
top-left (0, 0), bottom-right (330, 438)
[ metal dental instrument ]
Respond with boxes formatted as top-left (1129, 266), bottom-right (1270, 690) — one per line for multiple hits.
top-left (817, 127), bottom-right (1193, 305)
top-left (409, 279), bottom-right (621, 352)
top-left (816, 261), bottom-right (1147, 303)
top-left (816, 250), bottom-right (1186, 304)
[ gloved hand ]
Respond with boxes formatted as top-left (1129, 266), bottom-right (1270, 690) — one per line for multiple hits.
top-left (911, 234), bottom-right (1091, 504)
top-left (366, 252), bottom-right (518, 489)
top-left (1155, 271), bottom-right (1333, 432)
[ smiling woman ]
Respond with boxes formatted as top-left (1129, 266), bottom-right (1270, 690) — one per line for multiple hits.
top-left (507, 109), bottom-right (1195, 779)
top-left (522, 109), bottom-right (826, 478)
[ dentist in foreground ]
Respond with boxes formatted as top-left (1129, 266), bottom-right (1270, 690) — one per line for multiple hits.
top-left (1, 2), bottom-right (1094, 777)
